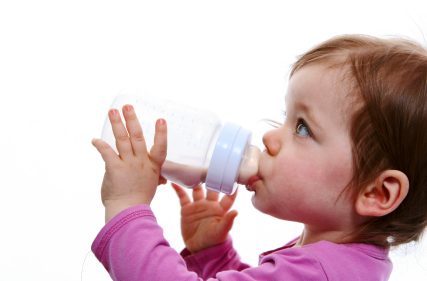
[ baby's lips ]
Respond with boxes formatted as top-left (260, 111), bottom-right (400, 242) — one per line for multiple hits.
top-left (246, 175), bottom-right (260, 191)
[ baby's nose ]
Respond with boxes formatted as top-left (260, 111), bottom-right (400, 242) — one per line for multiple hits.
top-left (262, 130), bottom-right (280, 155)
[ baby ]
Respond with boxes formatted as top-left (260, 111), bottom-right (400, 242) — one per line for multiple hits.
top-left (91, 34), bottom-right (427, 280)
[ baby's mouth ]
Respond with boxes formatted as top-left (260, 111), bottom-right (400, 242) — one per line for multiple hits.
top-left (246, 175), bottom-right (260, 192)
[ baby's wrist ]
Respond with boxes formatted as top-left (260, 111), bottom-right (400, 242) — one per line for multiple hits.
top-left (104, 200), bottom-right (150, 224)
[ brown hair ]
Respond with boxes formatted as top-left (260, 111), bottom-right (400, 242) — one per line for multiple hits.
top-left (267, 34), bottom-right (427, 248)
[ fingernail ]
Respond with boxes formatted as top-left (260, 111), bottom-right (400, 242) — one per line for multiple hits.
top-left (124, 105), bottom-right (133, 111)
top-left (110, 109), bottom-right (118, 115)
top-left (159, 119), bottom-right (165, 125)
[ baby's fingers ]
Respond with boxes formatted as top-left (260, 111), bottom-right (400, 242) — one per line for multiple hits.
top-left (149, 119), bottom-right (167, 170)
top-left (158, 176), bottom-right (167, 185)
top-left (192, 185), bottom-right (205, 201)
top-left (206, 189), bottom-right (219, 201)
top-left (122, 104), bottom-right (148, 159)
top-left (220, 185), bottom-right (238, 211)
top-left (109, 109), bottom-right (134, 161)
top-left (171, 183), bottom-right (191, 206)
top-left (91, 138), bottom-right (121, 165)
top-left (217, 210), bottom-right (238, 237)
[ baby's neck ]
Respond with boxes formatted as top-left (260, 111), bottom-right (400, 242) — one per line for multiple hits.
top-left (292, 225), bottom-right (356, 247)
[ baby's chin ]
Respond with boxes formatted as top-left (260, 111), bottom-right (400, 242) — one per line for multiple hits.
top-left (250, 190), bottom-right (273, 216)
top-left (250, 190), bottom-right (261, 209)
top-left (251, 191), bottom-right (293, 220)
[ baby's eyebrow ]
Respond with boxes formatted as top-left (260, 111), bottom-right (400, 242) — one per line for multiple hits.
top-left (294, 102), bottom-right (323, 131)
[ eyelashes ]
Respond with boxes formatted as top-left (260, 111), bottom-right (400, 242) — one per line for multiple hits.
top-left (281, 110), bottom-right (312, 138)
top-left (281, 110), bottom-right (286, 120)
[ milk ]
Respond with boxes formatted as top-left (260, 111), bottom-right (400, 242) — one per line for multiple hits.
top-left (160, 144), bottom-right (261, 189)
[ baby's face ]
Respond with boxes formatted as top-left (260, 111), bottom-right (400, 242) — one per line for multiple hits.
top-left (252, 64), bottom-right (361, 231)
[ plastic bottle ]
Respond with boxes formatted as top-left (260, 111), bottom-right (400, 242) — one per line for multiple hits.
top-left (101, 88), bottom-right (261, 195)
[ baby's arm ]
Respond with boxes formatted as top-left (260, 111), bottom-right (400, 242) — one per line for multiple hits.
top-left (91, 204), bottom-right (326, 281)
top-left (92, 204), bottom-right (200, 280)
top-left (92, 204), bottom-right (252, 281)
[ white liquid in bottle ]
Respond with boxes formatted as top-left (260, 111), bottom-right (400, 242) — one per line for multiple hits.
top-left (160, 144), bottom-right (261, 190)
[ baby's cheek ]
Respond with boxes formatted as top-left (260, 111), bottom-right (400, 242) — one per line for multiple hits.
top-left (289, 158), bottom-right (321, 184)
top-left (315, 151), bottom-right (352, 184)
top-left (274, 158), bottom-right (315, 195)
top-left (268, 160), bottom-right (322, 220)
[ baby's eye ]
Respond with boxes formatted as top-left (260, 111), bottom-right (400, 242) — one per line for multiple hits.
top-left (295, 119), bottom-right (311, 137)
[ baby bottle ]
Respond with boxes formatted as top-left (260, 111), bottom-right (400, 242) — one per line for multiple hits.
top-left (100, 88), bottom-right (261, 195)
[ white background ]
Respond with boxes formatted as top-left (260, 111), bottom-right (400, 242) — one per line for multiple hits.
top-left (1, 1), bottom-right (426, 280)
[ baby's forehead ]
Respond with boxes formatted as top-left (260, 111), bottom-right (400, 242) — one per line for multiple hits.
top-left (286, 64), bottom-right (357, 127)
top-left (288, 64), bottom-right (351, 102)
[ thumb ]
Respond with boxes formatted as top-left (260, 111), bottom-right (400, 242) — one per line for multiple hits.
top-left (218, 210), bottom-right (238, 235)
top-left (91, 138), bottom-right (119, 164)
top-left (149, 119), bottom-right (168, 169)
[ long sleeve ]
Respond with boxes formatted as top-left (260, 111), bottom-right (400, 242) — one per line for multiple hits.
top-left (92, 204), bottom-right (254, 280)
top-left (91, 204), bottom-right (326, 281)
top-left (91, 204), bottom-right (391, 281)
top-left (179, 236), bottom-right (251, 279)
top-left (92, 204), bottom-right (200, 281)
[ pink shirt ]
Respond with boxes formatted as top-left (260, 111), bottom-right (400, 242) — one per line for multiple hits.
top-left (92, 204), bottom-right (392, 280)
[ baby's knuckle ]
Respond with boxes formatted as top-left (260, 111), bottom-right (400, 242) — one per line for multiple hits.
top-left (127, 113), bottom-right (137, 119)
top-left (117, 135), bottom-right (130, 142)
top-left (132, 132), bottom-right (144, 141)
top-left (134, 160), bottom-right (145, 169)
top-left (150, 165), bottom-right (160, 175)
top-left (108, 162), bottom-right (123, 171)
top-left (194, 204), bottom-right (205, 214)
top-left (158, 147), bottom-right (167, 155)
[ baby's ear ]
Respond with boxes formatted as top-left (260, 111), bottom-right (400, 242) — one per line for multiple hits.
top-left (355, 170), bottom-right (409, 217)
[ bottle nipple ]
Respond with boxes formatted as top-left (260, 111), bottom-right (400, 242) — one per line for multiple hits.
top-left (237, 144), bottom-right (261, 185)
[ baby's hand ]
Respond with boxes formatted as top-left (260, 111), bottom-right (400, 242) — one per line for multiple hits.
top-left (92, 105), bottom-right (168, 223)
top-left (172, 183), bottom-right (238, 254)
